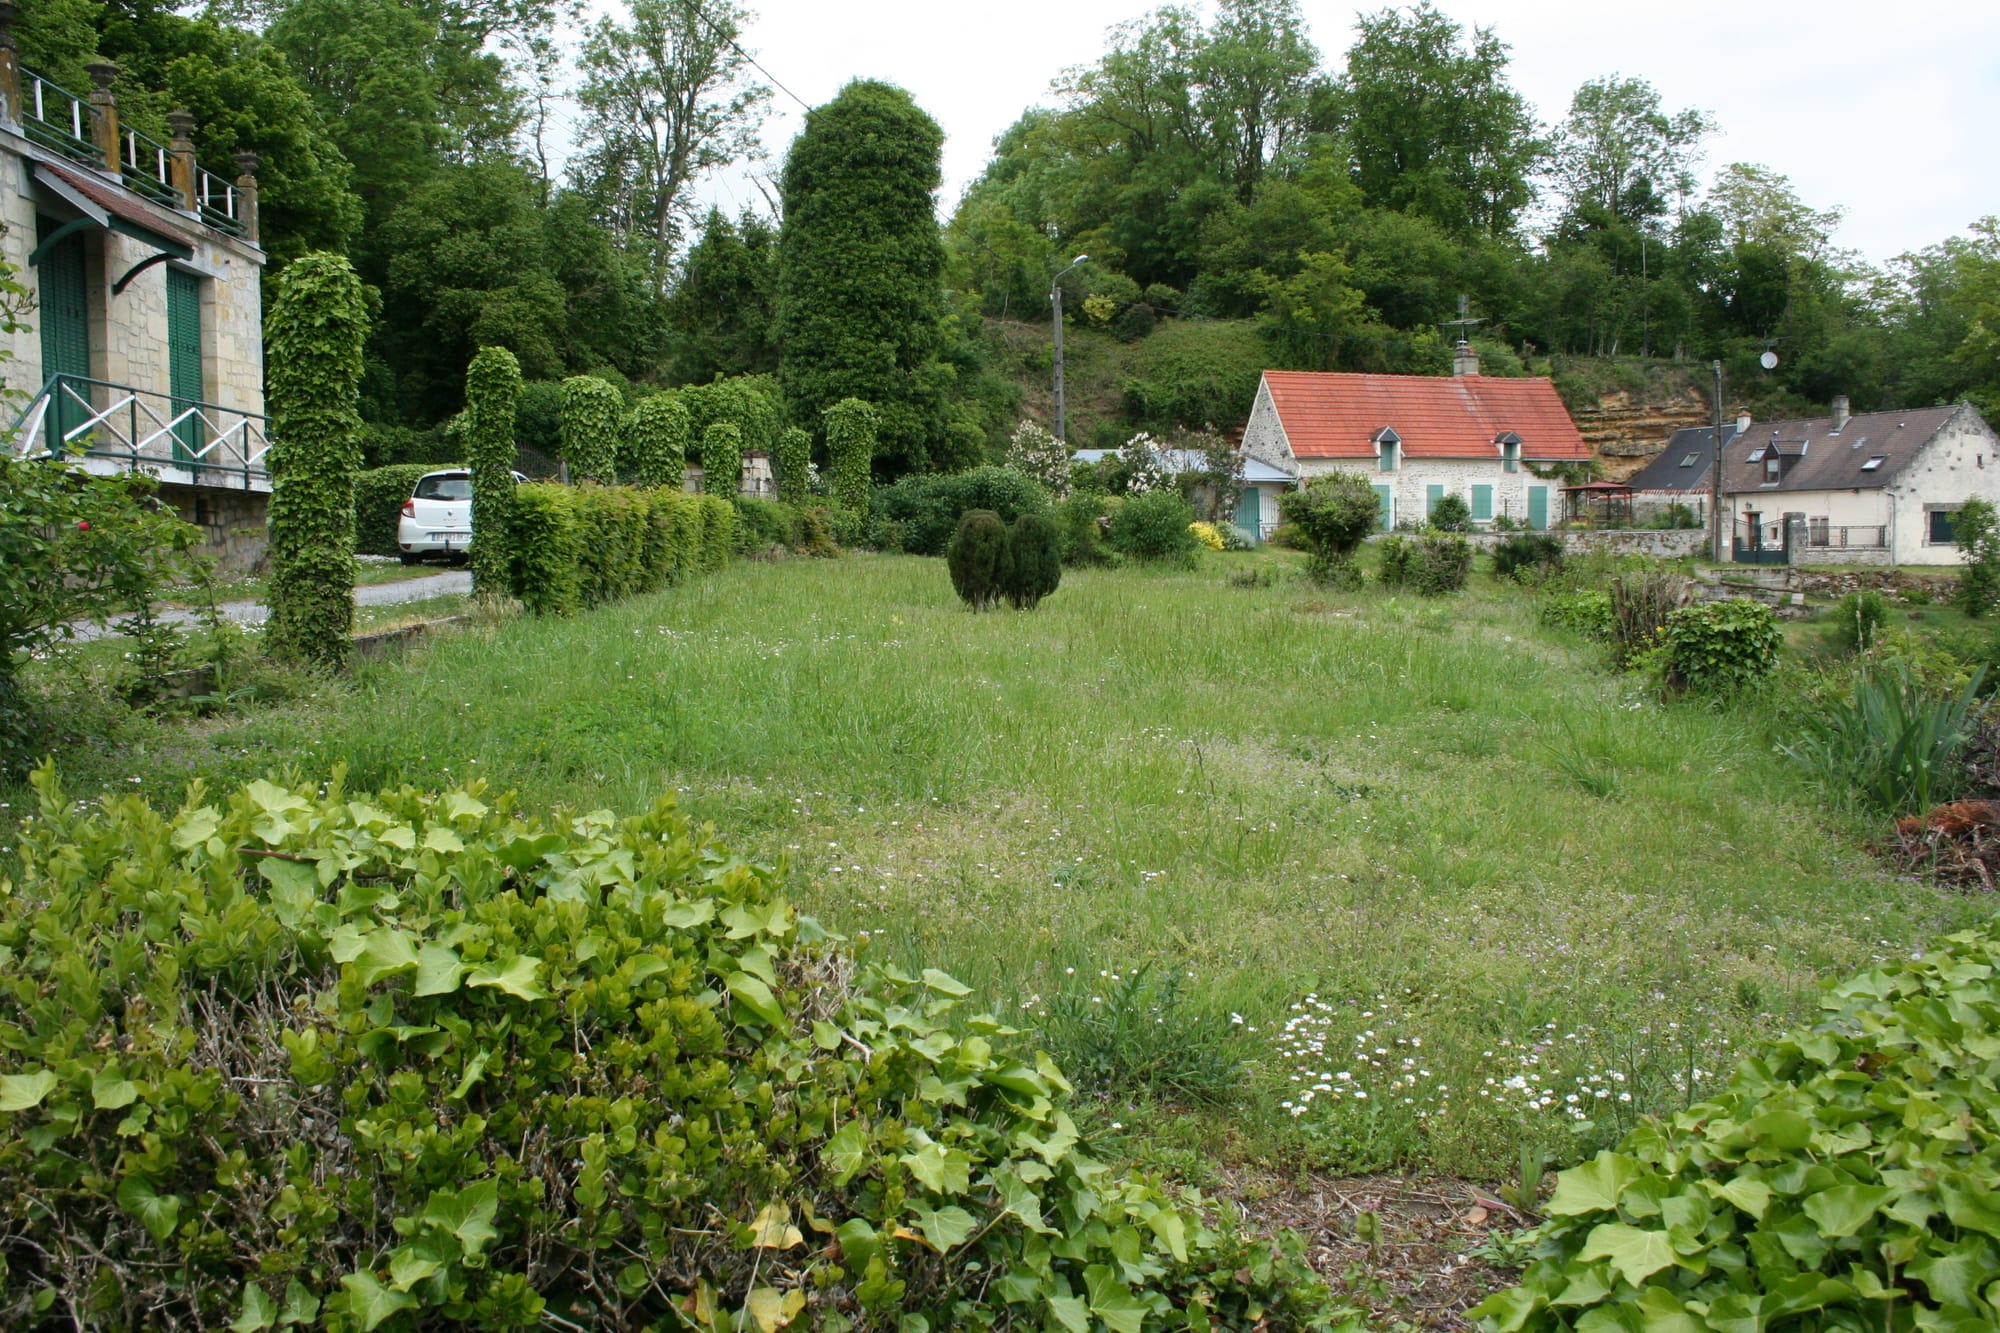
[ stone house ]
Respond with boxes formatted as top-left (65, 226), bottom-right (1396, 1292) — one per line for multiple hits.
top-left (1, 17), bottom-right (271, 569)
top-left (1239, 344), bottom-right (1592, 531)
top-left (1705, 398), bottom-right (2000, 567)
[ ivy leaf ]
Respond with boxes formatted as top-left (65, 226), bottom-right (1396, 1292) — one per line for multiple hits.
top-left (743, 1287), bottom-right (806, 1332)
top-left (91, 1070), bottom-right (139, 1110)
top-left (900, 1142), bottom-right (971, 1195)
top-left (465, 955), bottom-right (548, 1002)
top-left (1906, 1246), bottom-right (1986, 1308)
top-left (906, 1204), bottom-right (977, 1252)
top-left (229, 1283), bottom-right (276, 1333)
top-left (388, 1244), bottom-right (443, 1292)
top-left (449, 1049), bottom-right (492, 1101)
top-left (493, 831), bottom-right (565, 871)
top-left (337, 1272), bottom-right (417, 1332)
top-left (1045, 1293), bottom-right (1090, 1333)
top-left (420, 1179), bottom-right (500, 1260)
top-left (1547, 1152), bottom-right (1643, 1217)
top-left (661, 897), bottom-right (716, 929)
top-left (1466, 1285), bottom-right (1543, 1331)
top-left (726, 971), bottom-right (786, 1027)
top-left (442, 791), bottom-right (488, 822)
top-left (352, 928), bottom-right (419, 987)
top-left (116, 1175), bottom-right (182, 1243)
top-left (172, 806), bottom-right (220, 851)
top-left (1579, 1222), bottom-right (1676, 1286)
top-left (0, 1069), bottom-right (59, 1112)
top-left (749, 1203), bottom-right (804, 1250)
top-left (995, 1167), bottom-right (1055, 1235)
top-left (258, 858), bottom-right (319, 926)
top-left (278, 1280), bottom-right (320, 1325)
top-left (823, 1120), bottom-right (869, 1184)
top-left (414, 944), bottom-right (467, 997)
top-left (1706, 1177), bottom-right (1772, 1221)
top-left (1802, 1184), bottom-right (1895, 1238)
top-left (1145, 1207), bottom-right (1189, 1263)
top-left (1083, 1263), bottom-right (1149, 1333)
top-left (835, 1218), bottom-right (880, 1272)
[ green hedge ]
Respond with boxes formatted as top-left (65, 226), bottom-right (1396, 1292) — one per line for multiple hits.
top-left (0, 768), bottom-right (1352, 1331)
top-left (353, 463), bottom-right (453, 556)
top-left (872, 466), bottom-right (1052, 556)
top-left (506, 484), bottom-right (741, 615)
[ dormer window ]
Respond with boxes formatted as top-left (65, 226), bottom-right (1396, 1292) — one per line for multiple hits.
top-left (1765, 456), bottom-right (1781, 480)
top-left (1374, 426), bottom-right (1400, 472)
top-left (1495, 431), bottom-right (1521, 473)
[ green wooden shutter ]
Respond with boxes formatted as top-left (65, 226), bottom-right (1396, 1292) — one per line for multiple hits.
top-left (1528, 485), bottom-right (1549, 530)
top-left (1233, 486), bottom-right (1261, 541)
top-left (1471, 484), bottom-right (1493, 521)
top-left (1374, 484), bottom-right (1393, 531)
top-left (1426, 484), bottom-right (1444, 518)
top-left (166, 268), bottom-right (204, 467)
top-left (36, 216), bottom-right (92, 453)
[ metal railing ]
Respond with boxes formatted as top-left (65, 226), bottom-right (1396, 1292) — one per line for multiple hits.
top-left (10, 373), bottom-right (271, 490)
top-left (1807, 522), bottom-right (1887, 549)
top-left (21, 71), bottom-right (99, 168)
top-left (118, 123), bottom-right (179, 208)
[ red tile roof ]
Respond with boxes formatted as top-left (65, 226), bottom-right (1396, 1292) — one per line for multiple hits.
top-left (35, 161), bottom-right (198, 251)
top-left (1262, 370), bottom-right (1591, 461)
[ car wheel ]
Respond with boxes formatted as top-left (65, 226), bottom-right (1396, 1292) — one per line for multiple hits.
top-left (399, 553), bottom-right (422, 566)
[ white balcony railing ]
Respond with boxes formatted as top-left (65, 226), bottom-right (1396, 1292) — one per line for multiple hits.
top-left (11, 374), bottom-right (271, 491)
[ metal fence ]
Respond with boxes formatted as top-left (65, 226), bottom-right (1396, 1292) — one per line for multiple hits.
top-left (10, 374), bottom-right (271, 490)
top-left (1806, 521), bottom-right (1887, 549)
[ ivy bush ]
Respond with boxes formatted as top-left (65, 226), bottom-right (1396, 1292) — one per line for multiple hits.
top-left (1660, 599), bottom-right (1783, 695)
top-left (1108, 490), bottom-right (1200, 567)
top-left (506, 485), bottom-right (740, 615)
top-left (560, 376), bottom-right (624, 485)
top-left (700, 422), bottom-right (743, 498)
top-left (628, 393), bottom-right (690, 491)
top-left (824, 398), bottom-right (878, 518)
top-left (1952, 497), bottom-right (2000, 617)
top-left (352, 463), bottom-right (451, 557)
top-left (0, 768), bottom-right (1353, 1332)
top-left (872, 468), bottom-right (1052, 557)
top-left (264, 252), bottom-right (369, 669)
top-left (1474, 921), bottom-right (2000, 1332)
top-left (465, 347), bottom-right (524, 598)
top-left (1278, 474), bottom-right (1379, 587)
top-left (775, 427), bottom-right (812, 506)
top-left (505, 483), bottom-right (581, 614)
top-left (948, 510), bottom-right (1013, 610)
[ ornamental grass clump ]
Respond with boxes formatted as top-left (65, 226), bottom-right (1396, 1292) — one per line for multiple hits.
top-left (0, 767), bottom-right (1350, 1332)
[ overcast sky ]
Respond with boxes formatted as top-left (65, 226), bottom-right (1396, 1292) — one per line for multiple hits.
top-left (667, 0), bottom-right (2000, 267)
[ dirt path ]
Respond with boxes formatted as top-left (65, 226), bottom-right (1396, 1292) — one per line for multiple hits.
top-left (66, 569), bottom-right (470, 642)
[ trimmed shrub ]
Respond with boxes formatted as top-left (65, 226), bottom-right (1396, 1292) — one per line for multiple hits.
top-left (505, 485), bottom-right (743, 615)
top-left (1377, 534), bottom-right (1414, 588)
top-left (0, 768), bottom-right (1344, 1332)
top-left (1279, 473), bottom-right (1380, 586)
top-left (733, 496), bottom-right (797, 555)
top-left (264, 252), bottom-right (369, 669)
top-left (1492, 533), bottom-right (1565, 583)
top-left (358, 422), bottom-right (452, 470)
top-left (948, 509), bottom-right (1012, 609)
top-left (824, 397), bottom-right (878, 517)
top-left (873, 467), bottom-right (1053, 556)
top-left (1428, 492), bottom-right (1471, 532)
top-left (699, 494), bottom-right (737, 571)
top-left (560, 375), bottom-right (623, 484)
top-left (466, 346), bottom-right (524, 597)
top-left (571, 485), bottom-right (650, 606)
top-left (1473, 921), bottom-right (2000, 1333)
top-left (700, 421), bottom-right (743, 497)
top-left (1107, 489), bottom-right (1200, 566)
top-left (1005, 511), bottom-right (1064, 609)
top-left (352, 463), bottom-right (447, 557)
top-left (628, 392), bottom-right (690, 490)
top-left (1661, 598), bottom-right (1783, 694)
top-left (774, 426), bottom-right (811, 505)
top-left (1829, 588), bottom-right (1889, 653)
top-left (506, 482), bottom-right (581, 614)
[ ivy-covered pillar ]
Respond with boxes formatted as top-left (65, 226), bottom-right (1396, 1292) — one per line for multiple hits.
top-left (465, 346), bottom-right (523, 598)
top-left (264, 252), bottom-right (368, 669)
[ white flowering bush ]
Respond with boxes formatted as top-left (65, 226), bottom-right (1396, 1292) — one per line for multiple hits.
top-left (1120, 432), bottom-right (1172, 494)
top-left (1005, 420), bottom-right (1072, 498)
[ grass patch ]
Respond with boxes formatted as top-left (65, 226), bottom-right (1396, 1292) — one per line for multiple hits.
top-left (6, 551), bottom-right (1977, 1179)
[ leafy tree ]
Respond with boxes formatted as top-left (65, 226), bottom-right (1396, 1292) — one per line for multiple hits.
top-left (465, 345), bottom-right (524, 597)
top-left (1278, 471), bottom-right (1380, 584)
top-left (699, 421), bottom-right (741, 497)
top-left (559, 376), bottom-right (623, 484)
top-left (574, 0), bottom-right (769, 286)
top-left (264, 252), bottom-right (369, 668)
top-left (665, 208), bottom-right (778, 381)
top-left (1954, 497), bottom-right (2000, 617)
top-left (630, 392), bottom-right (690, 490)
top-left (1259, 249), bottom-right (1367, 368)
top-left (779, 81), bottom-right (951, 474)
top-left (823, 398), bottom-right (878, 517)
top-left (1547, 76), bottom-right (1713, 229)
top-left (1340, 2), bottom-right (1541, 240)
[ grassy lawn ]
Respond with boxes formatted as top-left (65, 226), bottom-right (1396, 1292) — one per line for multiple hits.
top-left (8, 551), bottom-right (1979, 1184)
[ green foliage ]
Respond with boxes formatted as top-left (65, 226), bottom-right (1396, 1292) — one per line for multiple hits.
top-left (1537, 589), bottom-right (1615, 640)
top-left (824, 397), bottom-right (879, 518)
top-left (1608, 570), bottom-right (1689, 668)
top-left (1037, 969), bottom-right (1240, 1105)
top-left (1782, 661), bottom-right (1985, 815)
top-left (664, 210), bottom-right (780, 382)
top-left (0, 768), bottom-right (1346, 1331)
top-left (1108, 490), bottom-right (1201, 567)
top-left (1378, 534), bottom-right (1471, 595)
top-left (628, 392), bottom-right (690, 490)
top-left (1121, 321), bottom-right (1271, 433)
top-left (1004, 511), bottom-right (1064, 610)
top-left (352, 463), bottom-right (450, 556)
top-left (732, 496), bottom-right (797, 555)
top-left (1952, 497), bottom-right (2000, 616)
top-left (1278, 472), bottom-right (1380, 584)
top-left (947, 510), bottom-right (1013, 610)
top-left (465, 346), bottom-right (524, 597)
top-left (505, 483), bottom-right (741, 615)
top-left (1472, 921), bottom-right (2000, 1332)
top-left (1428, 492), bottom-right (1472, 532)
top-left (699, 421), bottom-right (743, 497)
top-left (699, 495), bottom-right (738, 572)
top-left (779, 81), bottom-right (951, 474)
top-left (682, 374), bottom-right (783, 461)
top-left (774, 426), bottom-right (812, 506)
top-left (873, 468), bottom-right (1054, 557)
top-left (1660, 599), bottom-right (1783, 695)
top-left (1492, 534), bottom-right (1566, 583)
top-left (1055, 493), bottom-right (1117, 567)
top-left (1377, 534), bottom-right (1414, 588)
top-left (264, 251), bottom-right (369, 669)
top-left (559, 375), bottom-right (624, 484)
top-left (571, 485), bottom-right (652, 606)
top-left (1829, 589), bottom-right (1889, 653)
top-left (506, 482), bottom-right (582, 614)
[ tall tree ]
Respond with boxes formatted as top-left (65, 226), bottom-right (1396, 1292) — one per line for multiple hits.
top-left (574, 0), bottom-right (769, 287)
top-left (665, 208), bottom-right (778, 382)
top-left (1340, 2), bottom-right (1541, 240)
top-left (779, 80), bottom-right (952, 475)
top-left (1547, 76), bottom-right (1713, 229)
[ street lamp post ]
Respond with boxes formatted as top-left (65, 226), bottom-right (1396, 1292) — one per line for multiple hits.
top-left (1050, 254), bottom-right (1087, 442)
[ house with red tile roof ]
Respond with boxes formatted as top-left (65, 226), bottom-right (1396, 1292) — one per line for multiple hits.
top-left (1240, 347), bottom-right (1592, 532)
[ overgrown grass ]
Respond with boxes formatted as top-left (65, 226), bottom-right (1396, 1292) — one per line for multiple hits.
top-left (5, 552), bottom-right (1978, 1179)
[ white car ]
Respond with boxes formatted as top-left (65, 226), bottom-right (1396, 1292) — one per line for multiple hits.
top-left (395, 469), bottom-right (525, 564)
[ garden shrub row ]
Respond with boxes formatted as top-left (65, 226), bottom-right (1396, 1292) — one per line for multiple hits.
top-left (872, 467), bottom-right (1051, 556)
top-left (507, 483), bottom-right (738, 614)
top-left (1475, 920), bottom-right (2000, 1331)
top-left (352, 463), bottom-right (450, 557)
top-left (0, 767), bottom-right (1354, 1332)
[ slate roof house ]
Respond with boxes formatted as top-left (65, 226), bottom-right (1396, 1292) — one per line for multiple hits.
top-left (1631, 398), bottom-right (2000, 566)
top-left (1239, 344), bottom-right (1592, 531)
top-left (1, 18), bottom-right (271, 569)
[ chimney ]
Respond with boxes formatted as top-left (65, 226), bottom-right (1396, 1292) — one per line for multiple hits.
top-left (1734, 408), bottom-right (1751, 437)
top-left (1452, 338), bottom-right (1479, 377)
top-left (1830, 395), bottom-right (1850, 433)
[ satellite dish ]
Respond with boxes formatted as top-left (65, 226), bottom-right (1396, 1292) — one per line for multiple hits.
top-left (1760, 351), bottom-right (1779, 370)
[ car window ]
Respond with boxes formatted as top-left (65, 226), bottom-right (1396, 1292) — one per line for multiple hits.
top-left (415, 475), bottom-right (472, 501)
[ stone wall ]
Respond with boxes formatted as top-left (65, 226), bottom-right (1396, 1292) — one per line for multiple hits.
top-left (1455, 527), bottom-right (1708, 559)
top-left (158, 482), bottom-right (267, 572)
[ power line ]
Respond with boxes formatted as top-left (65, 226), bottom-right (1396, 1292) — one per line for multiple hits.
top-left (681, 0), bottom-right (812, 113)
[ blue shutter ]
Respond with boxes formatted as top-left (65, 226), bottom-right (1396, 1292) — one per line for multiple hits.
top-left (1471, 484), bottom-right (1493, 521)
top-left (1374, 484), bottom-right (1393, 531)
top-left (1426, 484), bottom-right (1444, 518)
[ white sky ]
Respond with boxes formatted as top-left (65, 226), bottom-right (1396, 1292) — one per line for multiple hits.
top-left (649, 0), bottom-right (2000, 267)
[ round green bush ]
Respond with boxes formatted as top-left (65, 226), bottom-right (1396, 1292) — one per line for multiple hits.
top-left (1107, 489), bottom-right (1200, 566)
top-left (1005, 511), bottom-right (1064, 609)
top-left (947, 509), bottom-right (1012, 609)
top-left (1277, 473), bottom-right (1380, 585)
top-left (353, 463), bottom-right (454, 557)
top-left (1661, 598), bottom-right (1783, 694)
top-left (873, 467), bottom-right (1052, 557)
top-left (1428, 493), bottom-right (1471, 533)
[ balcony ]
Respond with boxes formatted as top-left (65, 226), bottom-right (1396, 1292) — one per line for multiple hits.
top-left (11, 373), bottom-right (271, 492)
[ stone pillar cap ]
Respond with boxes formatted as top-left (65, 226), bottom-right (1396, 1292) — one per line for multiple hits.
top-left (84, 59), bottom-right (121, 91)
top-left (167, 109), bottom-right (198, 138)
top-left (234, 149), bottom-right (261, 176)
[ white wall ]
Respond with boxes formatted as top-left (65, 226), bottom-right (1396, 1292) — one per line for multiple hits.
top-left (1885, 407), bottom-right (2000, 565)
top-left (1297, 456), bottom-right (1558, 529)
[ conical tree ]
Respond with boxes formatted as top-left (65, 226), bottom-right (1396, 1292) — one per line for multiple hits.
top-left (1005, 511), bottom-right (1063, 609)
top-left (947, 509), bottom-right (1012, 611)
